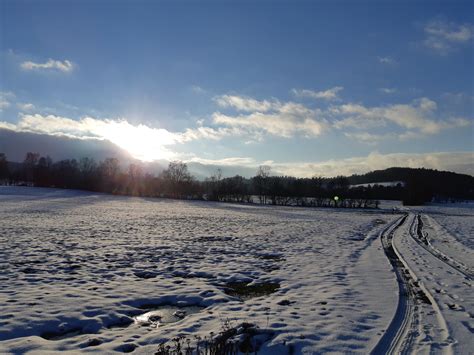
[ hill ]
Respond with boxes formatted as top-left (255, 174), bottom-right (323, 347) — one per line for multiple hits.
top-left (348, 167), bottom-right (474, 203)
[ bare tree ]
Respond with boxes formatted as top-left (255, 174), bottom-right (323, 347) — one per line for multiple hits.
top-left (161, 161), bottom-right (193, 198)
top-left (98, 158), bottom-right (121, 193)
top-left (254, 165), bottom-right (271, 204)
top-left (207, 168), bottom-right (223, 201)
top-left (126, 163), bottom-right (144, 195)
top-left (100, 158), bottom-right (120, 179)
top-left (78, 157), bottom-right (97, 190)
top-left (128, 163), bottom-right (143, 181)
top-left (257, 165), bottom-right (271, 179)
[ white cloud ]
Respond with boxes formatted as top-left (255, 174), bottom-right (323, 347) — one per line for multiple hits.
top-left (333, 116), bottom-right (384, 130)
top-left (331, 103), bottom-right (384, 130)
top-left (187, 156), bottom-right (257, 167)
top-left (0, 121), bottom-right (16, 130)
top-left (20, 59), bottom-right (74, 72)
top-left (212, 100), bottom-right (326, 138)
top-left (211, 94), bottom-right (327, 139)
top-left (331, 98), bottom-right (471, 136)
top-left (190, 85), bottom-right (206, 94)
top-left (213, 112), bottom-right (325, 138)
top-left (0, 91), bottom-right (15, 111)
top-left (398, 130), bottom-right (422, 141)
top-left (214, 95), bottom-right (278, 112)
top-left (423, 19), bottom-right (473, 54)
top-left (292, 86), bottom-right (343, 101)
top-left (441, 92), bottom-right (474, 105)
top-left (343, 132), bottom-right (392, 145)
top-left (377, 56), bottom-right (397, 65)
top-left (180, 126), bottom-right (241, 142)
top-left (0, 99), bottom-right (10, 111)
top-left (379, 88), bottom-right (397, 94)
top-left (17, 103), bottom-right (36, 112)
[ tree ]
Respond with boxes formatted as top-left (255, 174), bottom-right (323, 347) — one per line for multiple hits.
top-left (403, 175), bottom-right (433, 206)
top-left (207, 168), bottom-right (223, 201)
top-left (10, 151), bottom-right (466, 208)
top-left (311, 176), bottom-right (325, 198)
top-left (254, 165), bottom-right (271, 204)
top-left (36, 155), bottom-right (53, 186)
top-left (221, 174), bottom-right (249, 202)
top-left (126, 163), bottom-right (144, 196)
top-left (98, 158), bottom-right (121, 193)
top-left (100, 158), bottom-right (120, 179)
top-left (78, 157), bottom-right (98, 190)
top-left (23, 152), bottom-right (40, 182)
top-left (161, 161), bottom-right (193, 198)
top-left (0, 153), bottom-right (8, 182)
top-left (268, 176), bottom-right (283, 205)
top-left (51, 159), bottom-right (79, 188)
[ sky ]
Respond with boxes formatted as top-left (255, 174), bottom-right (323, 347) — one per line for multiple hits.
top-left (0, 0), bottom-right (473, 177)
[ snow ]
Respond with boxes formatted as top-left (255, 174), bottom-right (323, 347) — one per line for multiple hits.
top-left (393, 214), bottom-right (473, 353)
top-left (421, 203), bottom-right (474, 249)
top-left (350, 181), bottom-right (405, 188)
top-left (0, 187), bottom-right (472, 354)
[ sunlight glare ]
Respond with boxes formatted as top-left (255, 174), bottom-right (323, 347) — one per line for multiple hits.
top-left (94, 120), bottom-right (179, 161)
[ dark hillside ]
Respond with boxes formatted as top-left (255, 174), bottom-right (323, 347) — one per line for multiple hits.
top-left (348, 167), bottom-right (474, 203)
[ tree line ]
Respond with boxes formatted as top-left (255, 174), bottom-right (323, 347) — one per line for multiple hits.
top-left (1, 152), bottom-right (472, 206)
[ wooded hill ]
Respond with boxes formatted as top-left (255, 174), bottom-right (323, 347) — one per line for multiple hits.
top-left (347, 167), bottom-right (474, 204)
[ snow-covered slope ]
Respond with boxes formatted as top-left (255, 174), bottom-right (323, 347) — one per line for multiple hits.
top-left (0, 187), bottom-right (472, 354)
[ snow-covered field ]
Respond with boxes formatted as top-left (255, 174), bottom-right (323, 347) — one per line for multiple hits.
top-left (0, 187), bottom-right (472, 354)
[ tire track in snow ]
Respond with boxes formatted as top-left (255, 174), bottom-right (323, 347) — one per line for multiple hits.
top-left (371, 215), bottom-right (416, 354)
top-left (409, 214), bottom-right (473, 281)
top-left (371, 214), bottom-right (452, 354)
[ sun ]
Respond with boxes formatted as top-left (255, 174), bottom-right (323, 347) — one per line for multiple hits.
top-left (94, 119), bottom-right (178, 161)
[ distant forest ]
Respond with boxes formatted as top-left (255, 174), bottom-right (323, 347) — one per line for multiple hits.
top-left (0, 152), bottom-right (473, 206)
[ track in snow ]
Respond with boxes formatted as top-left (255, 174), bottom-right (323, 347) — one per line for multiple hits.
top-left (372, 215), bottom-right (433, 354)
top-left (409, 214), bottom-right (473, 281)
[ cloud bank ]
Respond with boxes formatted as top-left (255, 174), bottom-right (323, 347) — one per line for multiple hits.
top-left (2, 127), bottom-right (471, 178)
top-left (1, 90), bottom-right (471, 174)
top-left (189, 151), bottom-right (474, 177)
top-left (269, 151), bottom-right (474, 177)
top-left (2, 91), bottom-right (471, 159)
top-left (0, 114), bottom-right (179, 161)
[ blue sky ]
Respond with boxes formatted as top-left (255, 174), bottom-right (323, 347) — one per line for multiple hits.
top-left (1, 0), bottom-right (473, 176)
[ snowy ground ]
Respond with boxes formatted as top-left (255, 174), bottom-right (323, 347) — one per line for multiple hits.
top-left (0, 187), bottom-right (472, 354)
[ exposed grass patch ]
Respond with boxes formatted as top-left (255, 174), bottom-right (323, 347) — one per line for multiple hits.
top-left (258, 254), bottom-right (285, 262)
top-left (155, 321), bottom-right (274, 355)
top-left (224, 281), bottom-right (280, 300)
